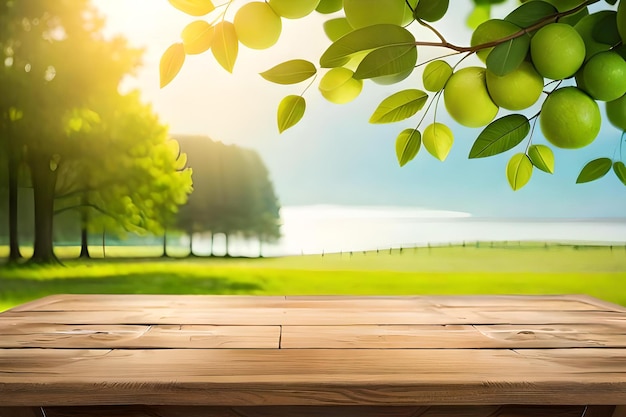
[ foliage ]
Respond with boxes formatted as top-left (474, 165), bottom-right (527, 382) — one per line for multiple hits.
top-left (162, 0), bottom-right (626, 191)
top-left (174, 135), bottom-right (281, 256)
top-left (0, 0), bottom-right (192, 263)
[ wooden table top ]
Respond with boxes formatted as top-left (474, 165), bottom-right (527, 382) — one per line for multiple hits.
top-left (1, 294), bottom-right (626, 408)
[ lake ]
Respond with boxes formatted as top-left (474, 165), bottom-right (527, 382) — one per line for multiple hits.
top-left (193, 205), bottom-right (626, 257)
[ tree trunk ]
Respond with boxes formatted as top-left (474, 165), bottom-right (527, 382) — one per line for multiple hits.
top-left (79, 225), bottom-right (90, 258)
top-left (7, 138), bottom-right (22, 262)
top-left (28, 153), bottom-right (59, 264)
top-left (161, 229), bottom-right (168, 258)
top-left (225, 233), bottom-right (230, 257)
top-left (210, 233), bottom-right (214, 257)
top-left (188, 232), bottom-right (195, 257)
top-left (79, 196), bottom-right (90, 259)
top-left (258, 235), bottom-right (264, 258)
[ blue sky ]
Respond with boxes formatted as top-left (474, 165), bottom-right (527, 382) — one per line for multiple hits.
top-left (93, 0), bottom-right (626, 218)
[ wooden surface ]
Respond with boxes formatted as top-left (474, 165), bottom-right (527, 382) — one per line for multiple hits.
top-left (0, 294), bottom-right (625, 411)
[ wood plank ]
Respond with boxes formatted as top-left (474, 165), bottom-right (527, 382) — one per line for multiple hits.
top-left (281, 323), bottom-right (626, 349)
top-left (33, 405), bottom-right (598, 417)
top-left (3, 307), bottom-right (625, 326)
top-left (9, 295), bottom-right (288, 313)
top-left (1, 348), bottom-right (625, 406)
top-left (613, 406), bottom-right (626, 417)
top-left (0, 325), bottom-right (280, 349)
top-left (0, 408), bottom-right (42, 417)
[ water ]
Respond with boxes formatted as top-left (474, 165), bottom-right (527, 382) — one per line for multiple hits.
top-left (191, 205), bottom-right (626, 257)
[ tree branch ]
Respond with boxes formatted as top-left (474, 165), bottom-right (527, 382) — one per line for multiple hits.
top-left (415, 0), bottom-right (600, 54)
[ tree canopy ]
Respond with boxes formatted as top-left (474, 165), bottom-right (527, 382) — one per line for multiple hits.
top-left (161, 0), bottom-right (626, 191)
top-left (0, 0), bottom-right (193, 263)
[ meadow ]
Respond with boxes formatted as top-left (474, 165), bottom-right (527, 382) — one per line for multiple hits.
top-left (1, 242), bottom-right (625, 311)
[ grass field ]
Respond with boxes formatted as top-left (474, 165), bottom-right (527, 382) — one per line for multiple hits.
top-left (1, 243), bottom-right (625, 311)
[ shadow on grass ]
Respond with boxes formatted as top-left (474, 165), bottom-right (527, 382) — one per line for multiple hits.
top-left (0, 272), bottom-right (263, 310)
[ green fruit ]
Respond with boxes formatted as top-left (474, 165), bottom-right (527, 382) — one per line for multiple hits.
top-left (268, 0), bottom-right (321, 19)
top-left (423, 123), bottom-right (454, 161)
top-left (343, 0), bottom-right (405, 28)
top-left (316, 0), bottom-right (342, 14)
top-left (323, 17), bottom-right (353, 41)
top-left (606, 94), bottom-right (626, 131)
top-left (486, 61), bottom-right (544, 111)
top-left (471, 19), bottom-right (520, 63)
top-left (319, 67), bottom-right (363, 104)
top-left (413, 0), bottom-right (449, 22)
top-left (575, 11), bottom-right (614, 61)
top-left (444, 67), bottom-right (499, 128)
top-left (234, 2), bottom-right (282, 50)
top-left (582, 51), bottom-right (626, 102)
top-left (181, 20), bottom-right (214, 55)
top-left (540, 87), bottom-right (601, 149)
top-left (530, 23), bottom-right (585, 80)
top-left (422, 60), bottom-right (453, 92)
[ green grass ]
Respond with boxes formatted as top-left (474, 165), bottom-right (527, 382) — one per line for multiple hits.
top-left (1, 243), bottom-right (625, 311)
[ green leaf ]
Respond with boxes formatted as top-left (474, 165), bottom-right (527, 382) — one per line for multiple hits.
top-left (320, 24), bottom-right (415, 68)
top-left (486, 34), bottom-right (530, 76)
top-left (613, 161), bottom-right (626, 186)
top-left (277, 95), bottom-right (306, 133)
top-left (527, 144), bottom-right (554, 174)
top-left (506, 153), bottom-right (533, 191)
top-left (576, 158), bottom-right (612, 183)
top-left (469, 114), bottom-right (530, 158)
top-left (369, 90), bottom-right (428, 124)
top-left (505, 1), bottom-right (557, 28)
top-left (395, 128), bottom-right (421, 167)
top-left (423, 122), bottom-right (454, 161)
top-left (354, 44), bottom-right (417, 80)
top-left (160, 43), bottom-right (186, 88)
top-left (592, 11), bottom-right (620, 45)
top-left (212, 21), bottom-right (238, 73)
top-left (323, 18), bottom-right (353, 42)
top-left (260, 60), bottom-right (317, 85)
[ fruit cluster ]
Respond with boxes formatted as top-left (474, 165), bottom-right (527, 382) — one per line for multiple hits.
top-left (163, 0), bottom-right (626, 188)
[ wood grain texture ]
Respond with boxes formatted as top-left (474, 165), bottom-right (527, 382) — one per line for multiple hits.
top-left (0, 324), bottom-right (280, 349)
top-left (1, 295), bottom-right (625, 410)
top-left (30, 405), bottom-right (607, 417)
top-left (1, 348), bottom-right (626, 406)
top-left (281, 323), bottom-right (626, 348)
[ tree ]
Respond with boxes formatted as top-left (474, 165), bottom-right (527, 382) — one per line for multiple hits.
top-left (161, 0), bottom-right (626, 191)
top-left (0, 0), bottom-right (193, 263)
top-left (174, 135), bottom-right (281, 257)
top-left (54, 93), bottom-right (193, 259)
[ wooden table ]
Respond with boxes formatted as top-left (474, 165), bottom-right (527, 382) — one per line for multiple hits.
top-left (0, 294), bottom-right (625, 417)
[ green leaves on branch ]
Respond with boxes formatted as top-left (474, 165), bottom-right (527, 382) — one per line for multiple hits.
top-left (212, 21), bottom-right (238, 73)
top-left (527, 144), bottom-right (554, 174)
top-left (469, 114), bottom-right (530, 159)
top-left (320, 24), bottom-right (417, 81)
top-left (614, 162), bottom-right (626, 186)
top-left (277, 95), bottom-right (306, 133)
top-left (576, 158), bottom-right (624, 184)
top-left (506, 153), bottom-right (533, 191)
top-left (369, 90), bottom-right (428, 124)
top-left (160, 43), bottom-right (186, 88)
top-left (504, 1), bottom-right (557, 28)
top-left (395, 129), bottom-right (421, 167)
top-left (486, 33), bottom-right (530, 76)
top-left (261, 60), bottom-right (317, 85)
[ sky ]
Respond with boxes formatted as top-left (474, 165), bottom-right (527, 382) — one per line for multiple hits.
top-left (91, 0), bottom-right (626, 218)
